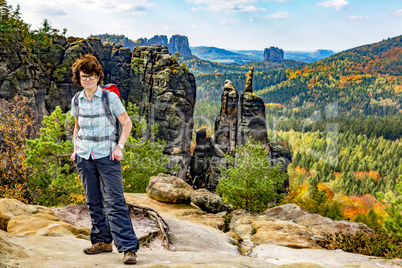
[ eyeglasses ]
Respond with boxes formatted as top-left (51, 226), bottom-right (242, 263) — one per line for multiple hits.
top-left (80, 74), bottom-right (97, 81)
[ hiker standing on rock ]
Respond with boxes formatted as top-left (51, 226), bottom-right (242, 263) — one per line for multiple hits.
top-left (70, 54), bottom-right (139, 265)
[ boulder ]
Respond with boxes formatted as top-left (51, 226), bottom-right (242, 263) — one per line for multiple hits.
top-left (7, 213), bottom-right (90, 239)
top-left (0, 198), bottom-right (52, 231)
top-left (164, 217), bottom-right (238, 254)
top-left (250, 219), bottom-right (320, 249)
top-left (263, 203), bottom-right (373, 235)
top-left (190, 189), bottom-right (232, 213)
top-left (147, 173), bottom-right (194, 204)
top-left (229, 210), bottom-right (320, 250)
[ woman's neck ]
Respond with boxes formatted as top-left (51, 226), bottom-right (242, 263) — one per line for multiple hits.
top-left (84, 86), bottom-right (97, 101)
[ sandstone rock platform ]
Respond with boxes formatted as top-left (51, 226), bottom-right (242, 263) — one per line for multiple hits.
top-left (1, 194), bottom-right (401, 268)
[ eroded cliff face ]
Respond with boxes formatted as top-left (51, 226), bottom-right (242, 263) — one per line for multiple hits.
top-left (0, 36), bottom-right (196, 179)
top-left (131, 45), bottom-right (196, 179)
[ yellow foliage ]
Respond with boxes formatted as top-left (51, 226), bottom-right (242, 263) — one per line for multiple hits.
top-left (0, 96), bottom-right (38, 202)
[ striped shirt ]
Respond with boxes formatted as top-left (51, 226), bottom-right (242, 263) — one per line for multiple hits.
top-left (71, 86), bottom-right (125, 160)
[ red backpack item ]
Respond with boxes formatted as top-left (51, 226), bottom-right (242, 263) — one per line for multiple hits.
top-left (103, 83), bottom-right (120, 98)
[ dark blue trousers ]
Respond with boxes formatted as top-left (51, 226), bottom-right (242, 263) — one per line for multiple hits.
top-left (76, 155), bottom-right (139, 253)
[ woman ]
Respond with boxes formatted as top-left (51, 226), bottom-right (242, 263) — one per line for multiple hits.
top-left (70, 54), bottom-right (139, 265)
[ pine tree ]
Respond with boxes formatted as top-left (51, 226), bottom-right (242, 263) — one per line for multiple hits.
top-left (216, 138), bottom-right (288, 213)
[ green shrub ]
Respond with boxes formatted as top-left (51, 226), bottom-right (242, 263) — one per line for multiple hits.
top-left (121, 102), bottom-right (171, 193)
top-left (216, 138), bottom-right (288, 213)
top-left (319, 231), bottom-right (402, 259)
top-left (25, 107), bottom-right (81, 206)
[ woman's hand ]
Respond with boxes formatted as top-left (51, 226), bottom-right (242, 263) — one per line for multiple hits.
top-left (70, 151), bottom-right (77, 162)
top-left (111, 146), bottom-right (123, 161)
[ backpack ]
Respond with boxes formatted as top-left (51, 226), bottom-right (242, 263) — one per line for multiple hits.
top-left (73, 83), bottom-right (123, 144)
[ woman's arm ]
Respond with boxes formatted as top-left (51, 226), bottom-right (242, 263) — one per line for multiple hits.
top-left (70, 117), bottom-right (79, 162)
top-left (111, 111), bottom-right (132, 161)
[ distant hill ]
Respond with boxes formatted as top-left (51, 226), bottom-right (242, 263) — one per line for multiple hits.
top-left (256, 35), bottom-right (402, 118)
top-left (191, 46), bottom-right (260, 64)
top-left (284, 50), bottom-right (336, 63)
top-left (191, 47), bottom-right (335, 64)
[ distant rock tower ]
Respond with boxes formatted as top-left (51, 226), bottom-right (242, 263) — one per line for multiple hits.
top-left (263, 46), bottom-right (284, 63)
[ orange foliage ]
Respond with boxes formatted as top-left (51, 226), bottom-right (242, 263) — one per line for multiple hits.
top-left (190, 140), bottom-right (196, 153)
top-left (341, 194), bottom-right (386, 222)
top-left (354, 171), bottom-right (382, 182)
top-left (334, 172), bottom-right (343, 178)
top-left (317, 182), bottom-right (334, 200)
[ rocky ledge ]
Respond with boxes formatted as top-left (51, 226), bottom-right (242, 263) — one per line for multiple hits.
top-left (1, 193), bottom-right (401, 267)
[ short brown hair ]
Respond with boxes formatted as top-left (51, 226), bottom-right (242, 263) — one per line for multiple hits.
top-left (71, 54), bottom-right (104, 87)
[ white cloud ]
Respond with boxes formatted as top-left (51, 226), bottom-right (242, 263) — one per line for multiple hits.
top-left (11, 0), bottom-right (156, 18)
top-left (264, 11), bottom-right (289, 19)
top-left (218, 18), bottom-right (238, 25)
top-left (391, 9), bottom-right (402, 16)
top-left (35, 6), bottom-right (69, 18)
top-left (82, 0), bottom-right (156, 14)
top-left (187, 0), bottom-right (265, 12)
top-left (348, 15), bottom-right (369, 21)
top-left (315, 0), bottom-right (349, 10)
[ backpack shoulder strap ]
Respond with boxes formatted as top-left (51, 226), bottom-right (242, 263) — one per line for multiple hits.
top-left (73, 91), bottom-right (81, 116)
top-left (101, 89), bottom-right (116, 126)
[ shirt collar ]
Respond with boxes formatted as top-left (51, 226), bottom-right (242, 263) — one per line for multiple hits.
top-left (78, 86), bottom-right (102, 99)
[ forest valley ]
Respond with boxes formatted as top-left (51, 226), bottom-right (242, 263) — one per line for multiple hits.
top-left (0, 0), bottom-right (402, 258)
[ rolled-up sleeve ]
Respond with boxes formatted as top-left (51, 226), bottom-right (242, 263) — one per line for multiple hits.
top-left (109, 91), bottom-right (126, 117)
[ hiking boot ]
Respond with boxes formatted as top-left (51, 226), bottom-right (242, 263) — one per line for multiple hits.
top-left (83, 242), bottom-right (113, 254)
top-left (123, 251), bottom-right (137, 265)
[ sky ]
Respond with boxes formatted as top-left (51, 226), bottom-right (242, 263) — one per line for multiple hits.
top-left (5, 0), bottom-right (402, 52)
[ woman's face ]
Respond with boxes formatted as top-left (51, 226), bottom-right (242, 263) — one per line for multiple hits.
top-left (79, 71), bottom-right (99, 90)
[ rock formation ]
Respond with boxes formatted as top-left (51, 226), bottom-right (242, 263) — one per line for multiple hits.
top-left (206, 80), bottom-right (239, 190)
top-left (188, 128), bottom-right (215, 188)
top-left (263, 46), bottom-right (284, 63)
top-left (238, 67), bottom-right (269, 148)
top-left (168, 35), bottom-right (192, 56)
top-left (134, 34), bottom-right (192, 56)
top-left (188, 67), bottom-right (290, 191)
top-left (3, 195), bottom-right (399, 267)
top-left (0, 36), bottom-right (196, 179)
top-left (131, 45), bottom-right (196, 179)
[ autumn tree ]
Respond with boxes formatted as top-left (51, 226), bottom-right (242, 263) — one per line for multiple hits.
top-left (0, 96), bottom-right (37, 202)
